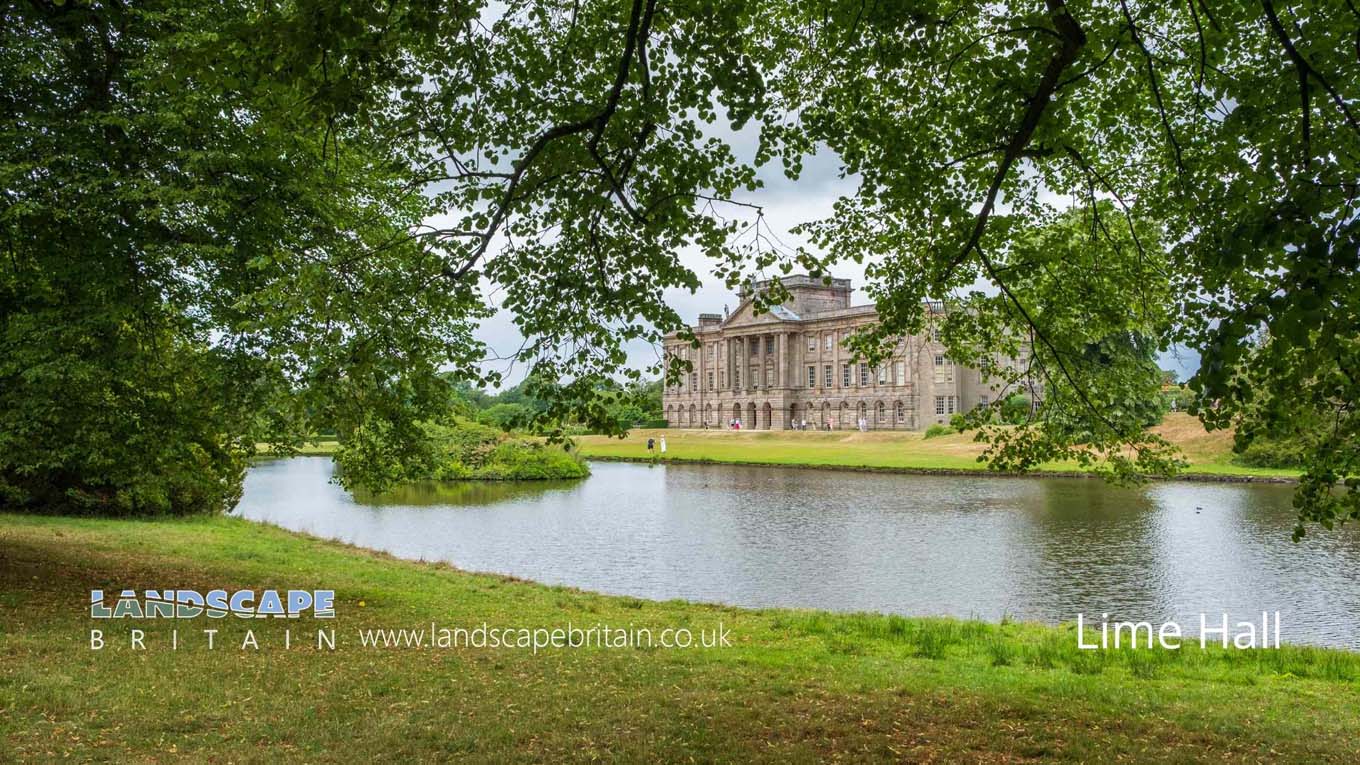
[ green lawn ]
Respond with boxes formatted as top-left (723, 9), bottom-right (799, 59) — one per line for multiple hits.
top-left (262, 414), bottom-right (1301, 482)
top-left (3, 513), bottom-right (1358, 762)
top-left (574, 414), bottom-right (1301, 481)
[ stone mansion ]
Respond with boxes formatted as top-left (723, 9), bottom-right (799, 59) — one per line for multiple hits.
top-left (662, 275), bottom-right (1015, 431)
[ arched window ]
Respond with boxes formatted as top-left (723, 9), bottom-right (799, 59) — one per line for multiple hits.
top-left (896, 401), bottom-right (905, 423)
top-left (876, 402), bottom-right (885, 423)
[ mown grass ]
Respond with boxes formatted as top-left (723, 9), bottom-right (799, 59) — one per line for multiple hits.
top-left (264, 414), bottom-right (1301, 481)
top-left (574, 414), bottom-right (1301, 481)
top-left (2, 512), bottom-right (1357, 762)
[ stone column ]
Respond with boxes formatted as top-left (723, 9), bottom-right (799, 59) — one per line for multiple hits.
top-left (727, 339), bottom-right (735, 391)
top-left (760, 334), bottom-right (768, 391)
top-left (777, 332), bottom-right (787, 389)
top-left (732, 337), bottom-right (740, 392)
top-left (746, 337), bottom-right (753, 392)
top-left (763, 333), bottom-right (772, 390)
top-left (796, 331), bottom-right (805, 389)
top-left (826, 328), bottom-right (837, 389)
top-left (740, 336), bottom-right (749, 392)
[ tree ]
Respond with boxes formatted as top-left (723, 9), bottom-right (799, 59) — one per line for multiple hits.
top-left (8, 0), bottom-right (1357, 536)
top-left (377, 0), bottom-right (1350, 535)
top-left (1, 0), bottom-right (482, 510)
top-left (478, 403), bottom-right (535, 430)
top-left (756, 1), bottom-right (1358, 535)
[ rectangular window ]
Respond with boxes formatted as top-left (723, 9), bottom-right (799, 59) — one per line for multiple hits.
top-left (734, 368), bottom-right (741, 389)
top-left (824, 364), bottom-right (833, 388)
top-left (807, 334), bottom-right (816, 353)
top-left (824, 334), bottom-right (833, 352)
top-left (751, 365), bottom-right (760, 388)
top-left (935, 396), bottom-right (946, 415)
top-left (894, 361), bottom-right (906, 384)
top-left (934, 355), bottom-right (952, 385)
top-left (690, 372), bottom-right (697, 390)
top-left (859, 363), bottom-right (870, 386)
top-left (707, 371), bottom-right (714, 391)
top-left (720, 369), bottom-right (726, 388)
top-left (765, 368), bottom-right (774, 386)
top-left (841, 364), bottom-right (851, 388)
top-left (707, 344), bottom-right (715, 361)
top-left (932, 326), bottom-right (942, 343)
top-left (978, 395), bottom-right (989, 408)
top-left (877, 366), bottom-right (887, 385)
top-left (807, 365), bottom-right (816, 387)
top-left (750, 340), bottom-right (759, 357)
top-left (765, 336), bottom-right (774, 354)
top-left (948, 396), bottom-right (957, 414)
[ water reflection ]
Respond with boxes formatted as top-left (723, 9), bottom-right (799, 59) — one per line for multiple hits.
top-left (236, 457), bottom-right (1360, 648)
top-left (351, 479), bottom-right (579, 507)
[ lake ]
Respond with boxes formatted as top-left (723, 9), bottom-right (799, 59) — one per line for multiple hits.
top-left (236, 457), bottom-right (1360, 649)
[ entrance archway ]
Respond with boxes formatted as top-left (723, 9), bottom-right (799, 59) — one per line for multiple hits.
top-left (762, 402), bottom-right (772, 430)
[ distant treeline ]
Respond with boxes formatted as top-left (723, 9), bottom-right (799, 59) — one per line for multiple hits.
top-left (451, 379), bottom-right (664, 434)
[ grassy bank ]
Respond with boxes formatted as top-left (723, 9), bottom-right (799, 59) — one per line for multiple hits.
top-left (3, 513), bottom-right (1358, 762)
top-left (574, 414), bottom-right (1300, 481)
top-left (270, 415), bottom-right (1299, 481)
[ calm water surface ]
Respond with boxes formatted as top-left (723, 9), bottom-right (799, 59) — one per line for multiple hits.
top-left (237, 458), bottom-right (1360, 649)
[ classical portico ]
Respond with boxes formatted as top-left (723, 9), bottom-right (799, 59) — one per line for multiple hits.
top-left (663, 275), bottom-right (1006, 431)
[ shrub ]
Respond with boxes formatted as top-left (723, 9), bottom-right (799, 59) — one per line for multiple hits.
top-left (1234, 436), bottom-right (1311, 468)
top-left (477, 403), bottom-right (534, 430)
top-left (0, 330), bottom-right (253, 517)
top-left (1164, 386), bottom-right (1197, 414)
top-left (1000, 394), bottom-right (1033, 425)
top-left (923, 423), bottom-right (955, 439)
top-left (427, 421), bottom-right (587, 480)
top-left (337, 418), bottom-right (588, 488)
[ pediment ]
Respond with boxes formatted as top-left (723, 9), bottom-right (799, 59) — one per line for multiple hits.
top-left (720, 297), bottom-right (800, 329)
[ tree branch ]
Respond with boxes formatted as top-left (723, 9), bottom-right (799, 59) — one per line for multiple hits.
top-left (1262, 0), bottom-right (1360, 138)
top-left (942, 0), bottom-right (1086, 281)
top-left (1119, 0), bottom-right (1185, 174)
top-left (443, 0), bottom-right (656, 281)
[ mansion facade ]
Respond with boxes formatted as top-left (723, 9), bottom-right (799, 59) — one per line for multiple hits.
top-left (662, 275), bottom-right (1014, 431)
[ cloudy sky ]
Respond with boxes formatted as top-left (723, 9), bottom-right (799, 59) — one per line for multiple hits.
top-left (467, 127), bottom-right (1202, 391)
